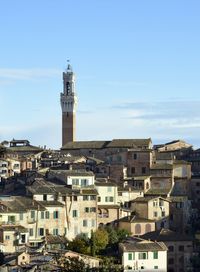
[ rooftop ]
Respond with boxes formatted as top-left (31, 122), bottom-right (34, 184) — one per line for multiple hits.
top-left (62, 138), bottom-right (152, 150)
top-left (141, 228), bottom-right (193, 242)
top-left (120, 237), bottom-right (167, 252)
top-left (151, 164), bottom-right (173, 170)
top-left (62, 140), bottom-right (109, 150)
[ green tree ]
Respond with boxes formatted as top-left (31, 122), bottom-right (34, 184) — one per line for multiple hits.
top-left (116, 228), bottom-right (129, 242)
top-left (105, 226), bottom-right (118, 245)
top-left (68, 235), bottom-right (90, 255)
top-left (94, 229), bottom-right (109, 253)
top-left (90, 230), bottom-right (97, 256)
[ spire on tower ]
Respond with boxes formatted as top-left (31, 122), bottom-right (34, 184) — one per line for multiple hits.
top-left (66, 59), bottom-right (73, 72)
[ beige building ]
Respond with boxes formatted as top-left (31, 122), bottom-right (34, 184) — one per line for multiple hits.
top-left (27, 178), bottom-right (98, 240)
top-left (156, 140), bottom-right (192, 153)
top-left (95, 181), bottom-right (121, 226)
top-left (118, 216), bottom-right (155, 236)
top-left (131, 196), bottom-right (170, 229)
top-left (0, 225), bottom-right (29, 253)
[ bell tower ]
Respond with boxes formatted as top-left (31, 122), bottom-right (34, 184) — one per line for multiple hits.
top-left (60, 62), bottom-right (77, 146)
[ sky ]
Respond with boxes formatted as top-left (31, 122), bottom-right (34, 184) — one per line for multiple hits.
top-left (1, 0), bottom-right (200, 149)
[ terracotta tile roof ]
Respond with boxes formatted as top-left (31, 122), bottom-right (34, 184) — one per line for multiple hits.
top-left (145, 188), bottom-right (171, 196)
top-left (62, 141), bottom-right (109, 150)
top-left (141, 228), bottom-right (193, 242)
top-left (120, 237), bottom-right (167, 252)
top-left (106, 138), bottom-right (152, 148)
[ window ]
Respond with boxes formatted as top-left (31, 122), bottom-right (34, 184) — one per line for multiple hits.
top-left (105, 196), bottom-right (114, 202)
top-left (38, 228), bottom-right (44, 236)
top-left (196, 182), bottom-right (200, 187)
top-left (168, 246), bottom-right (174, 252)
top-left (30, 210), bottom-right (35, 219)
top-left (83, 195), bottom-right (89, 201)
top-left (73, 196), bottom-right (78, 201)
top-left (53, 211), bottom-right (59, 219)
top-left (53, 229), bottom-right (59, 235)
top-left (91, 219), bottom-right (95, 227)
top-left (154, 212), bottom-right (158, 217)
top-left (142, 167), bottom-right (146, 174)
top-left (43, 194), bottom-right (47, 201)
top-left (135, 224), bottom-right (141, 234)
top-left (117, 156), bottom-right (122, 162)
top-left (8, 215), bottom-right (15, 223)
top-left (19, 213), bottom-right (23, 220)
top-left (131, 167), bottom-right (135, 174)
top-left (72, 210), bottom-right (78, 217)
top-left (83, 220), bottom-right (88, 227)
top-left (138, 252), bottom-right (148, 260)
top-left (81, 179), bottom-right (89, 187)
top-left (5, 235), bottom-right (10, 240)
top-left (90, 195), bottom-right (96, 200)
top-left (128, 253), bottom-right (132, 260)
top-left (162, 211), bottom-right (165, 217)
top-left (74, 226), bottom-right (78, 235)
top-left (72, 179), bottom-right (79, 185)
top-left (179, 245), bottom-right (184, 251)
top-left (85, 207), bottom-right (90, 213)
top-left (153, 251), bottom-right (158, 259)
top-left (133, 153), bottom-right (137, 160)
top-left (98, 197), bottom-right (101, 202)
top-left (145, 224), bottom-right (151, 233)
top-left (128, 253), bottom-right (135, 260)
top-left (154, 266), bottom-right (158, 269)
top-left (159, 200), bottom-right (164, 206)
top-left (29, 229), bottom-right (33, 236)
top-left (90, 207), bottom-right (96, 212)
top-left (153, 201), bottom-right (157, 207)
top-left (45, 211), bottom-right (50, 219)
top-left (62, 196), bottom-right (66, 202)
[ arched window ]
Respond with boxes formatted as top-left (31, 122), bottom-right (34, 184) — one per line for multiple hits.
top-left (135, 224), bottom-right (141, 234)
top-left (145, 223), bottom-right (151, 233)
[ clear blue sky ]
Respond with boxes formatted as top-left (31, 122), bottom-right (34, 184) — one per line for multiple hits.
top-left (1, 0), bottom-right (200, 149)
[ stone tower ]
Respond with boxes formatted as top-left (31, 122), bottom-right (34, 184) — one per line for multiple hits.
top-left (60, 63), bottom-right (77, 146)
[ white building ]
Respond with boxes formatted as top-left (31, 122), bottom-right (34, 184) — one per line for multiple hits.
top-left (48, 170), bottom-right (95, 188)
top-left (119, 237), bottom-right (167, 272)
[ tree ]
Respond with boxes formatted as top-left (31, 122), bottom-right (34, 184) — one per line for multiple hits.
top-left (0, 252), bottom-right (4, 266)
top-left (90, 230), bottom-right (97, 256)
top-left (105, 226), bottom-right (118, 245)
top-left (68, 235), bottom-right (90, 255)
top-left (116, 228), bottom-right (129, 242)
top-left (94, 229), bottom-right (109, 253)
